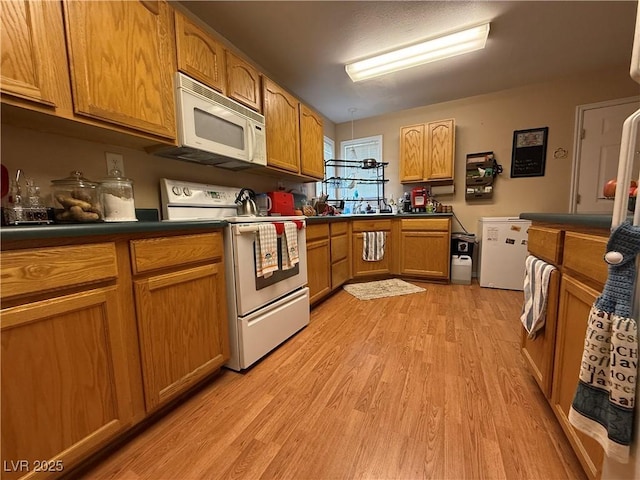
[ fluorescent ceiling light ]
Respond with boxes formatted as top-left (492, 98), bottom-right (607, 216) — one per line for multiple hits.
top-left (345, 23), bottom-right (490, 82)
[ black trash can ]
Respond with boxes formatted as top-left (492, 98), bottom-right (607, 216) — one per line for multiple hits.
top-left (451, 233), bottom-right (476, 257)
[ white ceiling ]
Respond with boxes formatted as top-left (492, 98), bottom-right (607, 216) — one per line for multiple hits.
top-left (180, 1), bottom-right (639, 124)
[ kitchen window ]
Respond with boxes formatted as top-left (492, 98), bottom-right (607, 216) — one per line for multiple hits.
top-left (340, 135), bottom-right (383, 201)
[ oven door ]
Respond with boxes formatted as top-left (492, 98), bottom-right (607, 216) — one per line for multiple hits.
top-left (230, 223), bottom-right (308, 316)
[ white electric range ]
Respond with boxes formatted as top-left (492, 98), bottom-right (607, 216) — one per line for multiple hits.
top-left (160, 178), bottom-right (309, 371)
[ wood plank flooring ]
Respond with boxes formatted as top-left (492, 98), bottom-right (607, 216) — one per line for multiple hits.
top-left (77, 282), bottom-right (586, 480)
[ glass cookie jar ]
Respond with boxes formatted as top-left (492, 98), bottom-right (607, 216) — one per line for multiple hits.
top-left (51, 171), bottom-right (103, 223)
top-left (100, 168), bottom-right (137, 222)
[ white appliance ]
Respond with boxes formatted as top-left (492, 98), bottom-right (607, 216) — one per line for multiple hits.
top-left (154, 73), bottom-right (267, 171)
top-left (602, 1), bottom-right (640, 477)
top-left (160, 178), bottom-right (309, 371)
top-left (477, 216), bottom-right (532, 290)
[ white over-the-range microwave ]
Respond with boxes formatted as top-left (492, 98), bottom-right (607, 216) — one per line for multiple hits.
top-left (154, 72), bottom-right (267, 170)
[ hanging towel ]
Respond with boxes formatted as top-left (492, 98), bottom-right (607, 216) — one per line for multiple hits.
top-left (256, 223), bottom-right (278, 278)
top-left (281, 221), bottom-right (299, 270)
top-left (520, 255), bottom-right (556, 339)
top-left (363, 232), bottom-right (386, 261)
top-left (568, 221), bottom-right (640, 464)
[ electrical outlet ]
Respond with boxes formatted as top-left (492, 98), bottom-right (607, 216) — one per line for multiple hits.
top-left (277, 181), bottom-right (285, 190)
top-left (105, 152), bottom-right (124, 175)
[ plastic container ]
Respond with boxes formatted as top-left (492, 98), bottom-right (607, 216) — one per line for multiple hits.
top-left (51, 171), bottom-right (103, 223)
top-left (451, 255), bottom-right (472, 285)
top-left (100, 168), bottom-right (137, 222)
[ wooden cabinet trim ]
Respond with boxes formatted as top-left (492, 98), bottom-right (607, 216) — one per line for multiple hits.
top-left (1, 243), bottom-right (118, 300)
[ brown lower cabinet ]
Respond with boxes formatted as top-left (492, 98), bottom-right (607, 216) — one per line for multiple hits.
top-left (306, 217), bottom-right (452, 304)
top-left (522, 224), bottom-right (607, 480)
top-left (552, 274), bottom-right (604, 480)
top-left (1, 230), bottom-right (229, 480)
top-left (1, 243), bottom-right (134, 480)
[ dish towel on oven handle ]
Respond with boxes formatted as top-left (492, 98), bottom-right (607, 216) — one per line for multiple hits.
top-left (281, 221), bottom-right (299, 270)
top-left (568, 221), bottom-right (640, 464)
top-left (256, 223), bottom-right (278, 278)
top-left (363, 231), bottom-right (386, 261)
top-left (520, 255), bottom-right (556, 339)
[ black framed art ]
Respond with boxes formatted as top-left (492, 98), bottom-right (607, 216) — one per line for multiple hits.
top-left (510, 127), bottom-right (548, 178)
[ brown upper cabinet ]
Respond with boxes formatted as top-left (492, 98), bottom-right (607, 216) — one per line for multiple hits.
top-left (400, 119), bottom-right (455, 183)
top-left (1, 0), bottom-right (62, 108)
top-left (175, 10), bottom-right (226, 94)
top-left (226, 50), bottom-right (262, 112)
top-left (63, 0), bottom-right (177, 139)
top-left (263, 77), bottom-right (301, 174)
top-left (299, 103), bottom-right (325, 180)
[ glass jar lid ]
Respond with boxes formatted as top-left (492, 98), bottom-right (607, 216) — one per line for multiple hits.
top-left (101, 168), bottom-right (133, 185)
top-left (51, 171), bottom-right (98, 188)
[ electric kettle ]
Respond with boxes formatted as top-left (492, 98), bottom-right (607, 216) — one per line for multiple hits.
top-left (235, 188), bottom-right (258, 216)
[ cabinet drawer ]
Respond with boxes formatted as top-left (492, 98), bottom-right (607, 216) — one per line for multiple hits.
top-left (400, 218), bottom-right (450, 231)
top-left (130, 233), bottom-right (223, 274)
top-left (1, 243), bottom-right (118, 300)
top-left (528, 226), bottom-right (564, 265)
top-left (331, 234), bottom-right (349, 262)
top-left (352, 219), bottom-right (392, 232)
top-left (306, 223), bottom-right (330, 241)
top-left (563, 232), bottom-right (608, 287)
top-left (330, 221), bottom-right (349, 236)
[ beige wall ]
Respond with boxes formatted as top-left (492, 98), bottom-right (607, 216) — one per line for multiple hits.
top-left (0, 124), bottom-right (309, 215)
top-left (1, 66), bottom-right (636, 225)
top-left (332, 66), bottom-right (639, 235)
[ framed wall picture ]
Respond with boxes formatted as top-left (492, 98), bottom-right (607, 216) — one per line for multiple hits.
top-left (510, 127), bottom-right (548, 178)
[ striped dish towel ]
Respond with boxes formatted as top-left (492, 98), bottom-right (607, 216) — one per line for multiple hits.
top-left (281, 221), bottom-right (299, 270)
top-left (256, 223), bottom-right (278, 278)
top-left (520, 254), bottom-right (556, 338)
top-left (363, 232), bottom-right (386, 261)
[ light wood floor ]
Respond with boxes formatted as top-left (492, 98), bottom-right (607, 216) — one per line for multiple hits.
top-left (78, 281), bottom-right (586, 480)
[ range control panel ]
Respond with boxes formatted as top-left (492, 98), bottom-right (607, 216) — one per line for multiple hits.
top-left (160, 178), bottom-right (240, 208)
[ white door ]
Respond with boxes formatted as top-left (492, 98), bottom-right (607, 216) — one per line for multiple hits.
top-left (575, 99), bottom-right (640, 213)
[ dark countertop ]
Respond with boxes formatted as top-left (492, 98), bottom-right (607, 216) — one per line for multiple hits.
top-left (305, 212), bottom-right (453, 224)
top-left (1, 219), bottom-right (227, 242)
top-left (519, 212), bottom-right (629, 229)
top-left (1, 211), bottom-right (454, 242)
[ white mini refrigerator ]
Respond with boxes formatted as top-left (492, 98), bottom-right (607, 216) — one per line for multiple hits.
top-left (477, 217), bottom-right (532, 290)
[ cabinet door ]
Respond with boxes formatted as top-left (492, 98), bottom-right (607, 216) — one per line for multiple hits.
top-left (425, 119), bottom-right (455, 181)
top-left (399, 124), bottom-right (425, 183)
top-left (520, 268), bottom-right (560, 398)
top-left (1, 288), bottom-right (133, 480)
top-left (226, 50), bottom-right (262, 112)
top-left (263, 77), bottom-right (300, 173)
top-left (398, 231), bottom-right (450, 279)
top-left (307, 239), bottom-right (331, 304)
top-left (0, 0), bottom-right (67, 108)
top-left (175, 11), bottom-right (226, 94)
top-left (134, 263), bottom-right (229, 412)
top-left (352, 233), bottom-right (392, 277)
top-left (299, 104), bottom-right (325, 180)
top-left (551, 274), bottom-right (604, 479)
top-left (63, 0), bottom-right (176, 139)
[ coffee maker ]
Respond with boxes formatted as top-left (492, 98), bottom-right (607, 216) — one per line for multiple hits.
top-left (411, 187), bottom-right (427, 213)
